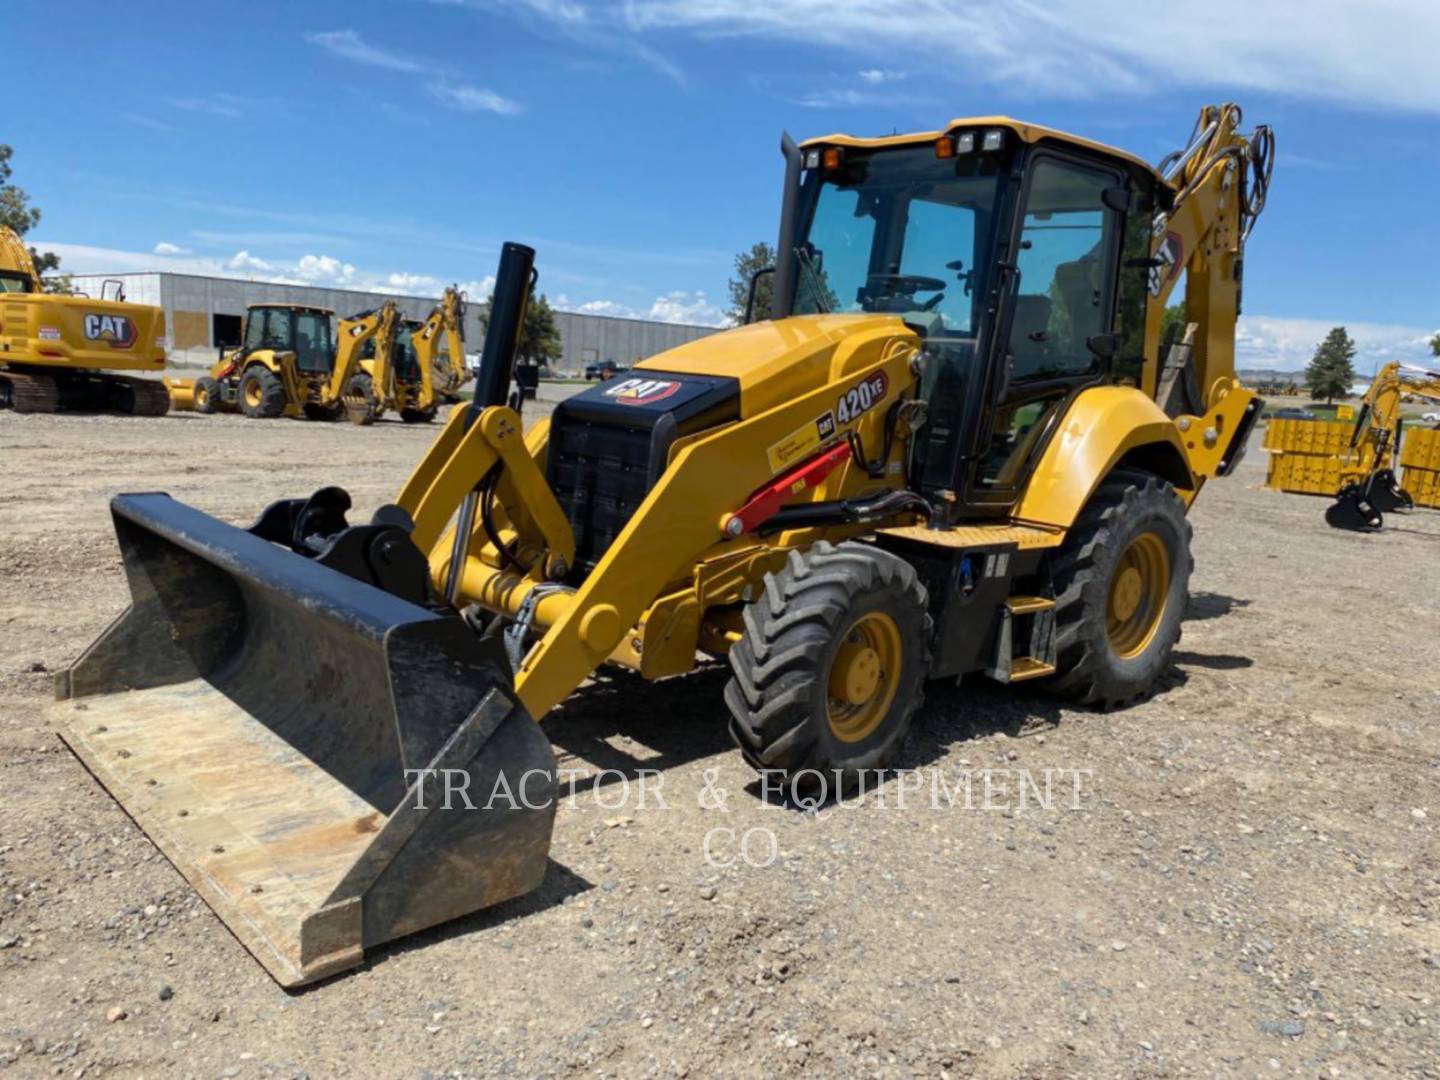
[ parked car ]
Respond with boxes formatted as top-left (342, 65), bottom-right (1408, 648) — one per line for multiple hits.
top-left (584, 360), bottom-right (630, 381)
top-left (1422, 411), bottom-right (1440, 424)
top-left (1272, 407), bottom-right (1317, 420)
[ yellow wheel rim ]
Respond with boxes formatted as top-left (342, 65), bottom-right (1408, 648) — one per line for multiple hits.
top-left (1107, 532), bottom-right (1170, 660)
top-left (826, 612), bottom-right (902, 743)
top-left (244, 380), bottom-right (262, 408)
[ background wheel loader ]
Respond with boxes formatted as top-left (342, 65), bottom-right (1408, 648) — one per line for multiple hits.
top-left (55, 103), bottom-right (1274, 987)
top-left (167, 301), bottom-right (400, 421)
top-left (0, 225), bottom-right (170, 415)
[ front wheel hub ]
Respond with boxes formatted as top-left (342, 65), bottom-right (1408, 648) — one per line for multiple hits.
top-left (826, 612), bottom-right (901, 743)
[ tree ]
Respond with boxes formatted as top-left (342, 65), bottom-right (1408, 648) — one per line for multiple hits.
top-left (479, 288), bottom-right (562, 370)
top-left (1160, 303), bottom-right (1187, 344)
top-left (0, 145), bottom-right (63, 280)
top-left (1430, 332), bottom-right (1439, 358)
top-left (726, 241), bottom-right (775, 325)
top-left (1304, 326), bottom-right (1358, 404)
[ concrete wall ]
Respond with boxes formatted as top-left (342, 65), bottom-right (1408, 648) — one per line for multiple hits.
top-left (68, 272), bottom-right (721, 374)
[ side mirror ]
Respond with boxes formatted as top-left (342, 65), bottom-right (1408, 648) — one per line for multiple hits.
top-left (744, 266), bottom-right (776, 324)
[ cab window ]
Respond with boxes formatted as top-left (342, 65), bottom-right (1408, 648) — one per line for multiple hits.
top-left (1005, 158), bottom-right (1116, 381)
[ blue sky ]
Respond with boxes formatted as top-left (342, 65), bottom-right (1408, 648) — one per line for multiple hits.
top-left (11, 0), bottom-right (1439, 370)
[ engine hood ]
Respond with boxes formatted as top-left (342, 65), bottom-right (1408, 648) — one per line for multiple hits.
top-left (635, 314), bottom-right (913, 418)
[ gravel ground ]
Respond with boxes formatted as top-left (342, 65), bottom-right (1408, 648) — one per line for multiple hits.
top-left (1, 395), bottom-right (1438, 1079)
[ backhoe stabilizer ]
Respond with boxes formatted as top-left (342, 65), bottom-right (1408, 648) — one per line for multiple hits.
top-left (52, 493), bottom-right (556, 988)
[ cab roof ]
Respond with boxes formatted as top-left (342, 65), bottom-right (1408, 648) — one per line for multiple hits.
top-left (801, 115), bottom-right (1164, 184)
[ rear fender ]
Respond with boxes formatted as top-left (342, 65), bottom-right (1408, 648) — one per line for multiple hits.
top-left (1016, 387), bottom-right (1195, 528)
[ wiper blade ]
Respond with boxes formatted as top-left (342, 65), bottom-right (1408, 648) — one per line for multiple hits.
top-left (794, 246), bottom-right (831, 314)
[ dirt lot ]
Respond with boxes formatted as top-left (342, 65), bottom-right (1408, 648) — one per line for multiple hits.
top-left (1, 397), bottom-right (1438, 1079)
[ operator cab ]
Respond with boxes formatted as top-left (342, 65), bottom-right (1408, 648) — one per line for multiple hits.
top-left (782, 120), bottom-right (1163, 515)
top-left (241, 304), bottom-right (336, 373)
top-left (0, 270), bottom-right (33, 294)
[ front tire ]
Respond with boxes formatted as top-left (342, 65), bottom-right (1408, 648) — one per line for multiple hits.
top-left (193, 376), bottom-right (220, 414)
top-left (238, 366), bottom-right (285, 419)
top-left (1049, 469), bottom-right (1191, 706)
top-left (725, 541), bottom-right (932, 793)
top-left (343, 372), bottom-right (379, 425)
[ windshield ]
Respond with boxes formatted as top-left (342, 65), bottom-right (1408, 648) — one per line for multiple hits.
top-left (0, 271), bottom-right (32, 294)
top-left (794, 147), bottom-right (1003, 334)
top-left (294, 311), bottom-right (333, 372)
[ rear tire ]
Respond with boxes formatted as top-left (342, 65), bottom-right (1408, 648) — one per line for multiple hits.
top-left (194, 376), bottom-right (220, 414)
top-left (725, 541), bottom-right (931, 794)
top-left (344, 373), bottom-right (379, 425)
top-left (1048, 469), bottom-right (1191, 707)
top-left (239, 366), bottom-right (285, 419)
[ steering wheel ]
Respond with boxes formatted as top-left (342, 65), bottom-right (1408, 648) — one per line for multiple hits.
top-left (868, 273), bottom-right (947, 296)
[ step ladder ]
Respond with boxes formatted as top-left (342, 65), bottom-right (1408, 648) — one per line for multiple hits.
top-left (986, 595), bottom-right (1057, 684)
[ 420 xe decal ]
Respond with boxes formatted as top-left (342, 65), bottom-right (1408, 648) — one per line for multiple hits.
top-left (836, 370), bottom-right (888, 424)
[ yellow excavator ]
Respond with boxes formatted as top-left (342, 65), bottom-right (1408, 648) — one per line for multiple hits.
top-left (55, 104), bottom-right (1273, 986)
top-left (167, 301), bottom-right (399, 420)
top-left (1325, 361), bottom-right (1440, 530)
top-left (0, 226), bottom-right (169, 414)
top-left (338, 288), bottom-right (469, 424)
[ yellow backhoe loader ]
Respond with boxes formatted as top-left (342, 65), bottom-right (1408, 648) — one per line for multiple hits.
top-left (0, 226), bottom-right (169, 414)
top-left (1325, 361), bottom-right (1440, 530)
top-left (55, 104), bottom-right (1274, 986)
top-left (337, 290), bottom-right (467, 425)
top-left (167, 301), bottom-right (399, 420)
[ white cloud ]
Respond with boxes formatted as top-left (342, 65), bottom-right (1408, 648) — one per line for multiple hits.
top-left (567, 291), bottom-right (726, 327)
top-left (153, 242), bottom-right (189, 256)
top-left (303, 29), bottom-right (421, 72)
top-left (857, 68), bottom-right (905, 84)
top-left (168, 94), bottom-right (244, 119)
top-left (227, 250), bottom-right (274, 272)
top-left (122, 113), bottom-right (176, 132)
top-left (619, 0), bottom-right (1440, 112)
top-left (427, 80), bottom-right (522, 115)
top-left (1236, 315), bottom-right (1439, 373)
top-left (294, 253), bottom-right (357, 286)
top-left (790, 87), bottom-right (907, 108)
top-left (305, 28), bottom-right (522, 115)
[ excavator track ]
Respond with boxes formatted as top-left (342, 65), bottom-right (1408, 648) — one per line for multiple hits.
top-left (0, 370), bottom-right (171, 416)
top-left (111, 375), bottom-right (172, 417)
top-left (0, 370), bottom-right (62, 413)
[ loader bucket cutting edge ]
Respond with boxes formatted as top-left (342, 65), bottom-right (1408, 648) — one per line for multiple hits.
top-left (51, 493), bottom-right (557, 987)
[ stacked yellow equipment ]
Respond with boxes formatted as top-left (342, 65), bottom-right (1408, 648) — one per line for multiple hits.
top-left (1263, 417), bottom-right (1368, 495)
top-left (0, 226), bottom-right (169, 414)
top-left (1399, 427), bottom-right (1440, 509)
top-left (55, 104), bottom-right (1274, 987)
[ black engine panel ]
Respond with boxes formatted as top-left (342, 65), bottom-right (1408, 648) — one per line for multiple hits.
top-left (547, 371), bottom-right (739, 574)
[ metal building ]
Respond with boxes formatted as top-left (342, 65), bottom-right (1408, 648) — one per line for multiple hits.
top-left (66, 271), bottom-right (720, 373)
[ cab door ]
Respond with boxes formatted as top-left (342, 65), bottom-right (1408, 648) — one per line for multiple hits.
top-left (963, 152), bottom-right (1126, 506)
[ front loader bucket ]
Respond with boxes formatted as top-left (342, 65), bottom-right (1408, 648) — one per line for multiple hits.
top-left (52, 494), bottom-right (557, 988)
top-left (162, 377), bottom-right (196, 411)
